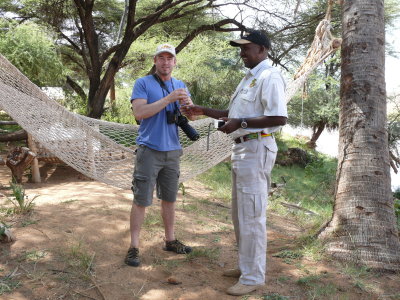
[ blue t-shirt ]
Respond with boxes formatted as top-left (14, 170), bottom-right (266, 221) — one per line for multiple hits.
top-left (131, 74), bottom-right (187, 151)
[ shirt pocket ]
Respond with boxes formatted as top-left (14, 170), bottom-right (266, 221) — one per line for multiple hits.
top-left (240, 87), bottom-right (257, 102)
top-left (236, 88), bottom-right (258, 116)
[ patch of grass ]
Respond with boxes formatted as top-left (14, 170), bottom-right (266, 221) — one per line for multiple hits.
top-left (63, 241), bottom-right (95, 281)
top-left (277, 276), bottom-right (291, 283)
top-left (297, 274), bottom-right (323, 285)
top-left (183, 199), bottom-right (231, 224)
top-left (272, 249), bottom-right (302, 264)
top-left (269, 136), bottom-right (337, 236)
top-left (340, 263), bottom-right (372, 292)
top-left (19, 249), bottom-right (47, 262)
top-left (152, 257), bottom-right (181, 269)
top-left (341, 263), bottom-right (371, 279)
top-left (297, 236), bottom-right (327, 261)
top-left (197, 161), bottom-right (231, 201)
top-left (261, 293), bottom-right (290, 300)
top-left (143, 212), bottom-right (163, 228)
top-left (0, 273), bottom-right (20, 295)
top-left (21, 219), bottom-right (38, 227)
top-left (186, 247), bottom-right (220, 262)
top-left (307, 282), bottom-right (338, 299)
top-left (7, 182), bottom-right (38, 214)
top-left (0, 206), bottom-right (14, 216)
top-left (272, 249), bottom-right (303, 259)
top-left (212, 235), bottom-right (221, 243)
top-left (182, 203), bottom-right (198, 212)
top-left (297, 273), bottom-right (338, 299)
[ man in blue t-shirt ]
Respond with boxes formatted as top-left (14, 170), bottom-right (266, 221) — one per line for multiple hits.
top-left (125, 43), bottom-right (193, 267)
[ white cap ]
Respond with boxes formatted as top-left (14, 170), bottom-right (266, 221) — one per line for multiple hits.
top-left (154, 43), bottom-right (176, 57)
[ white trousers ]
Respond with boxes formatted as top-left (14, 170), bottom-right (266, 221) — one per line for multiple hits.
top-left (231, 136), bottom-right (277, 285)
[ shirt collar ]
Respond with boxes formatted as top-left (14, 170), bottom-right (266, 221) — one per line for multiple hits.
top-left (245, 59), bottom-right (270, 78)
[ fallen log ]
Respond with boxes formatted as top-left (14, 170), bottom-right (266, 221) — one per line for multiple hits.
top-left (0, 129), bottom-right (27, 141)
top-left (0, 121), bottom-right (18, 125)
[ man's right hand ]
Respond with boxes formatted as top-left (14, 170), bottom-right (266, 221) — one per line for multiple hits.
top-left (165, 88), bottom-right (188, 104)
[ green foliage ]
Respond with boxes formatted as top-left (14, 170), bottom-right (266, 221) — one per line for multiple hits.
top-left (101, 88), bottom-right (136, 124)
top-left (7, 182), bottom-right (38, 214)
top-left (0, 20), bottom-right (65, 87)
top-left (287, 64), bottom-right (340, 131)
top-left (176, 34), bottom-right (242, 109)
top-left (392, 191), bottom-right (400, 228)
top-left (272, 249), bottom-right (302, 264)
top-left (58, 91), bottom-right (87, 115)
top-left (387, 93), bottom-right (400, 153)
top-left (270, 135), bottom-right (337, 231)
top-left (272, 249), bottom-right (303, 259)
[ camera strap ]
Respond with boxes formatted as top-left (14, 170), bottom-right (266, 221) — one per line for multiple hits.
top-left (153, 73), bottom-right (179, 112)
top-left (153, 74), bottom-right (175, 95)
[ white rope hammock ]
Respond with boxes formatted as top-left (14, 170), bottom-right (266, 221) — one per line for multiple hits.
top-left (0, 5), bottom-right (339, 189)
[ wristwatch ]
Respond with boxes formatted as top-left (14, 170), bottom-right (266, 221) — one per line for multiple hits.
top-left (240, 118), bottom-right (248, 129)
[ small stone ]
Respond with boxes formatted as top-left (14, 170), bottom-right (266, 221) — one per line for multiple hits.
top-left (167, 277), bottom-right (182, 285)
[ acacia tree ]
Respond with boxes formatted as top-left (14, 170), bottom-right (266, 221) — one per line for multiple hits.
top-left (287, 65), bottom-right (340, 148)
top-left (1, 0), bottom-right (245, 118)
top-left (319, 0), bottom-right (400, 270)
top-left (0, 20), bottom-right (64, 87)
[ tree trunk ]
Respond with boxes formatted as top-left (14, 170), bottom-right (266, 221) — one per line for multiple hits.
top-left (110, 78), bottom-right (116, 108)
top-left (319, 0), bottom-right (400, 270)
top-left (307, 122), bottom-right (326, 149)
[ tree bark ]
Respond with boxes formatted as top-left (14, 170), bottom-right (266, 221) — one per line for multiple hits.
top-left (319, 0), bottom-right (400, 270)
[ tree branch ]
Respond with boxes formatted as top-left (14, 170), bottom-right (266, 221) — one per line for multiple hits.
top-left (66, 76), bottom-right (87, 100)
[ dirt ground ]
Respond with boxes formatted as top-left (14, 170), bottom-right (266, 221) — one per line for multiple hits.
top-left (1, 159), bottom-right (400, 300)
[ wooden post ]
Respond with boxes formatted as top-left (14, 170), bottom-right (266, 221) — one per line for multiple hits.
top-left (27, 134), bottom-right (41, 183)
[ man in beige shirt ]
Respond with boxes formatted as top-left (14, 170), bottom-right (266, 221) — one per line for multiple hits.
top-left (184, 30), bottom-right (287, 296)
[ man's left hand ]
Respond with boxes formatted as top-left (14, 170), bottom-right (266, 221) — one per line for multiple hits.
top-left (218, 118), bottom-right (241, 134)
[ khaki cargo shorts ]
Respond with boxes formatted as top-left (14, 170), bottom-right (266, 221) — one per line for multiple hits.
top-left (131, 145), bottom-right (182, 207)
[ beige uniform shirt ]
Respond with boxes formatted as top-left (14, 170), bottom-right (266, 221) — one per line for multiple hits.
top-left (228, 60), bottom-right (287, 140)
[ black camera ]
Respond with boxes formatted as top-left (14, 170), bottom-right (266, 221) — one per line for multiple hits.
top-left (214, 119), bottom-right (226, 128)
top-left (166, 110), bottom-right (200, 141)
